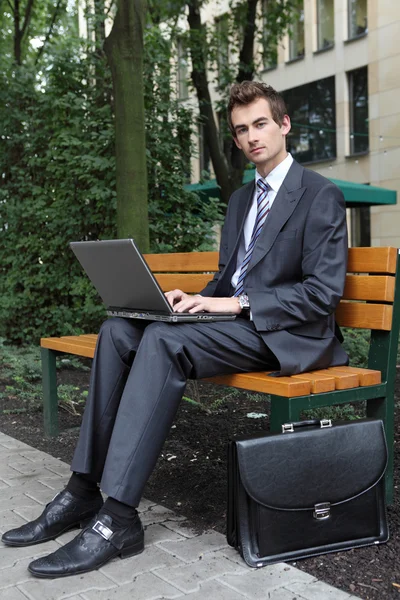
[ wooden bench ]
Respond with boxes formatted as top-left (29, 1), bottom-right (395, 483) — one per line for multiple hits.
top-left (40, 246), bottom-right (400, 503)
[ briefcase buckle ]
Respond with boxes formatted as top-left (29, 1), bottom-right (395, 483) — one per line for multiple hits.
top-left (320, 419), bottom-right (332, 428)
top-left (313, 502), bottom-right (331, 520)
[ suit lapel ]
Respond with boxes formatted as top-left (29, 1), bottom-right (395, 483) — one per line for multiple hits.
top-left (236, 181), bottom-right (254, 237)
top-left (246, 160), bottom-right (306, 275)
top-left (228, 181), bottom-right (254, 260)
top-left (214, 181), bottom-right (254, 295)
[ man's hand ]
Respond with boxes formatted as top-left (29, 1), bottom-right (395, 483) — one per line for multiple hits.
top-left (165, 289), bottom-right (242, 314)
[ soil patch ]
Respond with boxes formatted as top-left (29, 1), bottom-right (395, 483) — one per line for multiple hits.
top-left (0, 366), bottom-right (399, 599)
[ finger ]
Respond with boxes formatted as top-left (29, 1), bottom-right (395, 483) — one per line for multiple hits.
top-left (174, 298), bottom-right (200, 312)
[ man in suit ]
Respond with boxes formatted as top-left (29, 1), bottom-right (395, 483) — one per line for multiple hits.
top-left (2, 81), bottom-right (348, 577)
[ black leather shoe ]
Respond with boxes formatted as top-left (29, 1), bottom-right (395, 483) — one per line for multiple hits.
top-left (28, 513), bottom-right (144, 578)
top-left (1, 489), bottom-right (103, 547)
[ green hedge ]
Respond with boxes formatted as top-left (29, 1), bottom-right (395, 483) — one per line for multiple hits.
top-left (0, 30), bottom-right (222, 345)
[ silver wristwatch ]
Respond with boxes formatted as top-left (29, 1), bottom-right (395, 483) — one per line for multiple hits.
top-left (238, 294), bottom-right (250, 310)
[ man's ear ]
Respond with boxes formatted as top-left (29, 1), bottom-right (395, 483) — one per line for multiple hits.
top-left (281, 114), bottom-right (291, 136)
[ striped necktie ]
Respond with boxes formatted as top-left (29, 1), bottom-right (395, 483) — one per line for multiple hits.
top-left (234, 179), bottom-right (271, 297)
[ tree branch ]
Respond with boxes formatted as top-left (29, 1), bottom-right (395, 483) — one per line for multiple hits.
top-left (35, 0), bottom-right (65, 64)
top-left (20, 0), bottom-right (34, 39)
top-left (236, 0), bottom-right (258, 82)
top-left (5, 0), bottom-right (15, 15)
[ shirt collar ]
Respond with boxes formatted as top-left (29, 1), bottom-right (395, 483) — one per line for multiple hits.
top-left (255, 153), bottom-right (293, 193)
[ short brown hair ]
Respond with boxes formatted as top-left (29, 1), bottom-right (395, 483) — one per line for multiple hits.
top-left (227, 81), bottom-right (287, 135)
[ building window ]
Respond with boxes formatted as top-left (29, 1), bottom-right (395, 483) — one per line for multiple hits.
top-left (282, 76), bottom-right (336, 163)
top-left (317, 0), bottom-right (334, 50)
top-left (177, 39), bottom-right (189, 100)
top-left (348, 66), bottom-right (369, 154)
top-left (348, 0), bottom-right (367, 39)
top-left (288, 3), bottom-right (305, 60)
top-left (262, 0), bottom-right (278, 69)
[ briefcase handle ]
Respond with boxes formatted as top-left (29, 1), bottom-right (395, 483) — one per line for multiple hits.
top-left (282, 419), bottom-right (332, 433)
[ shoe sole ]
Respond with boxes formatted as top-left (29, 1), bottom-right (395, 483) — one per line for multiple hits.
top-left (1, 517), bottom-right (93, 548)
top-left (28, 538), bottom-right (145, 578)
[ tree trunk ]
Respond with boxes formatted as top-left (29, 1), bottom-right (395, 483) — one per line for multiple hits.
top-left (104, 0), bottom-right (149, 251)
top-left (94, 0), bottom-right (107, 102)
top-left (229, 0), bottom-right (259, 190)
top-left (187, 0), bottom-right (234, 204)
top-left (13, 0), bottom-right (23, 65)
top-left (13, 0), bottom-right (35, 65)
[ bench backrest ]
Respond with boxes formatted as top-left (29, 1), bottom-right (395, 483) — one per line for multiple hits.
top-left (145, 247), bottom-right (400, 383)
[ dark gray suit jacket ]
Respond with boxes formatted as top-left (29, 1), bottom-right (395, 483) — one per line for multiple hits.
top-left (200, 159), bottom-right (349, 376)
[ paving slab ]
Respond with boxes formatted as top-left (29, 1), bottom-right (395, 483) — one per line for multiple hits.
top-left (155, 551), bottom-right (247, 593)
top-left (159, 530), bottom-right (230, 563)
top-left (288, 580), bottom-right (356, 599)
top-left (139, 503), bottom-right (186, 527)
top-left (99, 544), bottom-right (185, 585)
top-left (0, 509), bottom-right (28, 534)
top-left (0, 588), bottom-right (30, 600)
top-left (218, 563), bottom-right (315, 599)
top-left (176, 579), bottom-right (246, 599)
top-left (20, 568), bottom-right (117, 600)
top-left (142, 522), bottom-right (186, 546)
top-left (82, 572), bottom-right (183, 600)
top-left (0, 432), bottom-right (362, 600)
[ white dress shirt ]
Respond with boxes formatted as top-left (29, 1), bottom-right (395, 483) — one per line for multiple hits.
top-left (231, 153), bottom-right (294, 290)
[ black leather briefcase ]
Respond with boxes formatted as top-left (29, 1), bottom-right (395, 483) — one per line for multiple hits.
top-left (227, 418), bottom-right (389, 568)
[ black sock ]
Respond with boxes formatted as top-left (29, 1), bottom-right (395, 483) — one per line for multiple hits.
top-left (99, 496), bottom-right (137, 529)
top-left (66, 472), bottom-right (101, 501)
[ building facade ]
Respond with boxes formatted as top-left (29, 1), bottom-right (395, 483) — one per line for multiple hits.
top-left (190, 0), bottom-right (400, 248)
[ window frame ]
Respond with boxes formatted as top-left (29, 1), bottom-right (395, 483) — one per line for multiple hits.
top-left (261, 0), bottom-right (278, 70)
top-left (282, 75), bottom-right (337, 165)
top-left (316, 0), bottom-right (334, 51)
top-left (348, 0), bottom-right (368, 41)
top-left (287, 3), bottom-right (305, 62)
top-left (176, 38), bottom-right (189, 101)
top-left (348, 66), bottom-right (369, 155)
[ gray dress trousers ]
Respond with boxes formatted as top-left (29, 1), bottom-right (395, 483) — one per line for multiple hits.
top-left (70, 317), bottom-right (279, 507)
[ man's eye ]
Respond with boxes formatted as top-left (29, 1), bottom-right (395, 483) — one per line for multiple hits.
top-left (257, 122), bottom-right (267, 128)
top-left (237, 128), bottom-right (247, 135)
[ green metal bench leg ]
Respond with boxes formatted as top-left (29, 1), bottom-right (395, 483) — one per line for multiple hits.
top-left (366, 395), bottom-right (393, 505)
top-left (41, 347), bottom-right (59, 437)
top-left (270, 395), bottom-right (302, 433)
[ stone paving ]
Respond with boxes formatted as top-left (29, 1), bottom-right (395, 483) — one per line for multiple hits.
top-left (0, 431), bottom-right (362, 600)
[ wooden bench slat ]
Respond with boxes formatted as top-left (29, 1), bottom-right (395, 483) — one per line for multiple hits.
top-left (343, 275), bottom-right (395, 302)
top-left (144, 252), bottom-right (218, 272)
top-left (204, 372), bottom-right (311, 397)
top-left (41, 338), bottom-right (96, 358)
top-left (154, 273), bottom-right (214, 293)
top-left (154, 273), bottom-right (397, 300)
top-left (145, 248), bottom-right (398, 275)
top-left (58, 336), bottom-right (97, 348)
top-left (347, 247), bottom-right (397, 274)
top-left (290, 373), bottom-right (336, 393)
top-left (310, 369), bottom-right (359, 389)
top-left (336, 302), bottom-right (393, 330)
top-left (326, 366), bottom-right (381, 386)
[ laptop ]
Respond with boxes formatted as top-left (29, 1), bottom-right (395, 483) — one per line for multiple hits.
top-left (70, 239), bottom-right (236, 323)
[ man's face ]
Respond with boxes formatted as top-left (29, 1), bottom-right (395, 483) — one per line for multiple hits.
top-left (231, 97), bottom-right (291, 176)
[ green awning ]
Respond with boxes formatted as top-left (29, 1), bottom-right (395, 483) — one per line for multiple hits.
top-left (329, 178), bottom-right (396, 207)
top-left (186, 171), bottom-right (397, 207)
